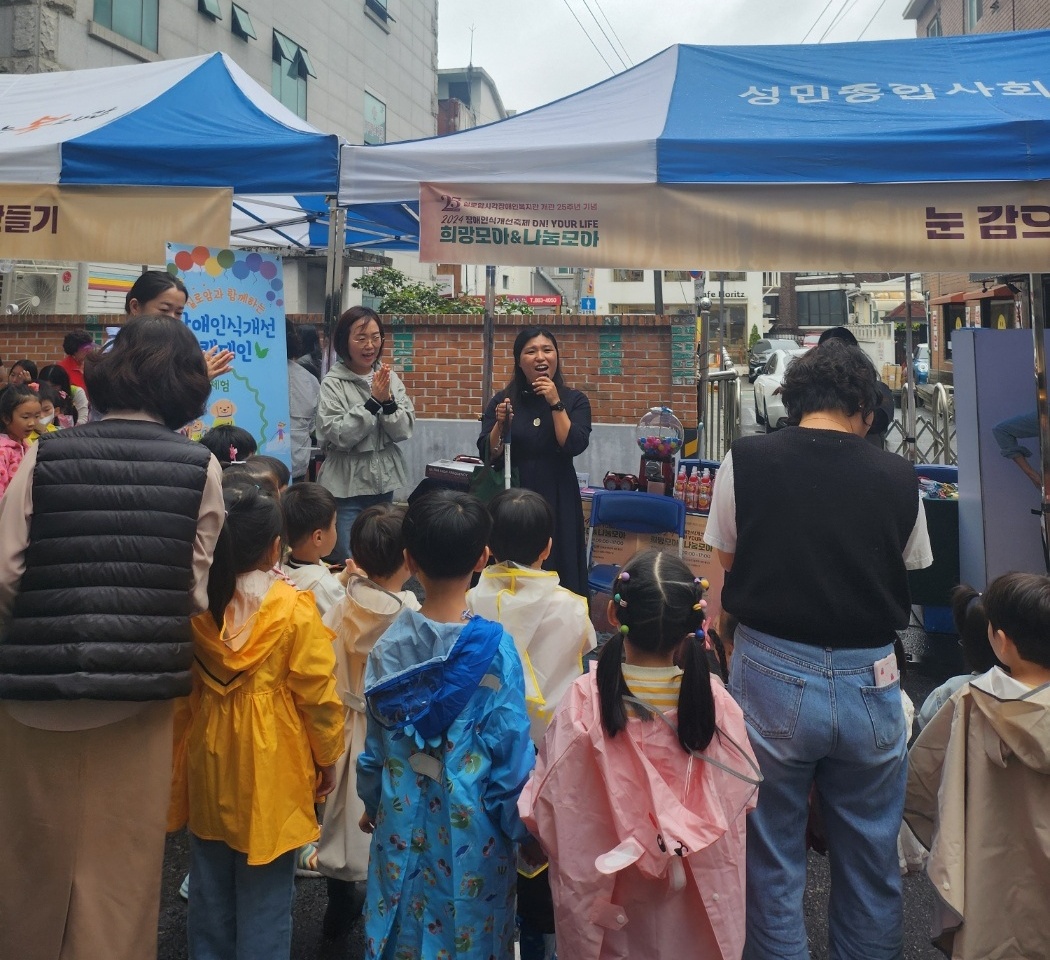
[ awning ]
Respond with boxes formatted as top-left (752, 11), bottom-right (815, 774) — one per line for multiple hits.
top-left (929, 291), bottom-right (967, 305)
top-left (962, 284), bottom-right (1016, 300)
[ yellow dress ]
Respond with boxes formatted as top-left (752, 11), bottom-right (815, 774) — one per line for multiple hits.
top-left (169, 576), bottom-right (345, 865)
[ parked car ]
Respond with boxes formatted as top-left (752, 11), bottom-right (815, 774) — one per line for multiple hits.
top-left (754, 348), bottom-right (808, 430)
top-left (748, 337), bottom-right (798, 382)
top-left (913, 343), bottom-right (930, 385)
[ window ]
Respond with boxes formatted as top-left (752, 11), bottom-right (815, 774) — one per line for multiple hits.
top-left (93, 0), bottom-right (158, 51)
top-left (447, 81), bottom-right (471, 104)
top-left (555, 267), bottom-right (576, 276)
top-left (796, 289), bottom-right (848, 326)
top-left (502, 274), bottom-right (509, 290)
top-left (965, 0), bottom-right (982, 30)
top-left (363, 92), bottom-right (387, 145)
top-left (365, 0), bottom-right (391, 21)
top-left (926, 14), bottom-right (942, 36)
top-left (710, 271), bottom-right (746, 282)
top-left (272, 31), bottom-right (314, 120)
top-left (612, 269), bottom-right (643, 282)
top-left (198, 0), bottom-right (221, 19)
top-left (762, 271), bottom-right (780, 287)
top-left (231, 4), bottom-right (256, 39)
top-left (663, 270), bottom-right (691, 282)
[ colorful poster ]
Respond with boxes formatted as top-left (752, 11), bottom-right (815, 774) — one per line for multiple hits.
top-left (167, 243), bottom-right (291, 469)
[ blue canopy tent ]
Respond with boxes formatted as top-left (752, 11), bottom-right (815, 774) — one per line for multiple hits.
top-left (0, 52), bottom-right (350, 262)
top-left (339, 30), bottom-right (1050, 273)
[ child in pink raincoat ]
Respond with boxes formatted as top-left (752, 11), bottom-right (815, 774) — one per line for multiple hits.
top-left (519, 549), bottom-right (761, 960)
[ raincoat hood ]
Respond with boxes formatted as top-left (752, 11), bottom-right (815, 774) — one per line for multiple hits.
top-left (471, 563), bottom-right (561, 647)
top-left (193, 573), bottom-right (314, 693)
top-left (365, 609), bottom-right (504, 743)
top-left (968, 668), bottom-right (1050, 774)
top-left (327, 359), bottom-right (377, 384)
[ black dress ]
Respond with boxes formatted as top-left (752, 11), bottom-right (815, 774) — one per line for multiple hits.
top-left (480, 385), bottom-right (592, 597)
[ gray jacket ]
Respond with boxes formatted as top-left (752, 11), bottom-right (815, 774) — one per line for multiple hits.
top-left (314, 361), bottom-right (415, 498)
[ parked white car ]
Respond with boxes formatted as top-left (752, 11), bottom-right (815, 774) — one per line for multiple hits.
top-left (753, 348), bottom-right (808, 430)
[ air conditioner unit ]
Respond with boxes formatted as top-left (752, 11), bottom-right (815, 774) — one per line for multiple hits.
top-left (0, 266), bottom-right (78, 316)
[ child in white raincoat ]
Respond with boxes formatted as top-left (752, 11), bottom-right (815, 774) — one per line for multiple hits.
top-left (466, 488), bottom-right (596, 958)
top-left (519, 549), bottom-right (761, 960)
top-left (316, 503), bottom-right (419, 939)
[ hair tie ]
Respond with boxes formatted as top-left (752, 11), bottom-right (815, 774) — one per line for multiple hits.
top-left (617, 571), bottom-right (630, 583)
top-left (28, 382), bottom-right (38, 393)
top-left (695, 628), bottom-right (705, 641)
top-left (613, 592), bottom-right (627, 608)
top-left (58, 390), bottom-right (67, 400)
top-left (618, 624), bottom-right (629, 636)
top-left (696, 577), bottom-right (709, 591)
top-left (229, 445), bottom-right (238, 462)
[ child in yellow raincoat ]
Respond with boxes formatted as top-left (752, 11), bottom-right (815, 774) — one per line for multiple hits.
top-left (169, 481), bottom-right (345, 960)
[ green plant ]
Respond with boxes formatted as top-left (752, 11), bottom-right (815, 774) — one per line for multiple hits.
top-left (351, 267), bottom-right (533, 315)
top-left (748, 324), bottom-right (761, 350)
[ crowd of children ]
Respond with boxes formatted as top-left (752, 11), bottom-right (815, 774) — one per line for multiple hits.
top-left (1, 333), bottom-right (1046, 959)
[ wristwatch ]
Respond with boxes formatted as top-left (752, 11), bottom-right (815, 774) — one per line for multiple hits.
top-left (549, 401), bottom-right (565, 412)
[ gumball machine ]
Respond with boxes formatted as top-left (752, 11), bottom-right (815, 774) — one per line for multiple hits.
top-left (635, 406), bottom-right (684, 495)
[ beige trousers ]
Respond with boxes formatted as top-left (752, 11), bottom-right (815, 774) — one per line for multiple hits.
top-left (0, 701), bottom-right (174, 960)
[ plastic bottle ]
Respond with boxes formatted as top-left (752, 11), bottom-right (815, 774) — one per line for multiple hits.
top-left (698, 468), bottom-right (713, 511)
top-left (673, 465), bottom-right (687, 501)
top-left (685, 470), bottom-right (700, 511)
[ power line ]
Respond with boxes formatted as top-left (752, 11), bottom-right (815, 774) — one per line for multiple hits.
top-left (856, 0), bottom-right (891, 39)
top-left (589, 0), bottom-right (634, 66)
top-left (801, 0), bottom-right (837, 42)
top-left (559, 0), bottom-right (617, 73)
top-left (818, 0), bottom-right (861, 42)
top-left (580, 0), bottom-right (628, 70)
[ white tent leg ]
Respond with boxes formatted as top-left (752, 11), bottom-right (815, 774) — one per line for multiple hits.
top-left (323, 196), bottom-right (346, 373)
top-left (904, 273), bottom-right (917, 463)
top-left (482, 265), bottom-right (496, 410)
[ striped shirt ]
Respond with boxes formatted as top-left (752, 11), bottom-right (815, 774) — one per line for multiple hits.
top-left (621, 663), bottom-right (683, 713)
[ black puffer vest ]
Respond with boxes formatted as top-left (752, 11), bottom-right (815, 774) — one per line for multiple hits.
top-left (0, 420), bottom-right (212, 701)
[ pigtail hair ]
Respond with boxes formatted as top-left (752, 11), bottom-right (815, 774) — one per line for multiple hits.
top-left (705, 625), bottom-right (730, 684)
top-left (596, 630), bottom-right (630, 738)
top-left (206, 521), bottom-right (235, 630)
top-left (677, 632), bottom-right (716, 752)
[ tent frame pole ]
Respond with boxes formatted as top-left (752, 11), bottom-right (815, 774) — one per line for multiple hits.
top-left (904, 273), bottom-right (917, 463)
top-left (1030, 273), bottom-right (1050, 562)
top-left (482, 265), bottom-right (496, 409)
top-left (323, 196), bottom-right (346, 372)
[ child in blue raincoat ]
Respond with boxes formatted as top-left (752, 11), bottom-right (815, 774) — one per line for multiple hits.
top-left (357, 489), bottom-right (535, 960)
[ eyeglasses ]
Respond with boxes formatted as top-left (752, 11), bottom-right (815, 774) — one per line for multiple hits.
top-left (352, 334), bottom-right (383, 346)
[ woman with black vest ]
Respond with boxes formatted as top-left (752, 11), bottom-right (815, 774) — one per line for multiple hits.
top-left (0, 315), bottom-right (225, 960)
top-left (704, 339), bottom-right (932, 960)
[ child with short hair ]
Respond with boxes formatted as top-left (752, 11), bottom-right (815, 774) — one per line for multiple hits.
top-left (280, 482), bottom-right (348, 615)
top-left (905, 572), bottom-right (1050, 960)
top-left (357, 490), bottom-right (534, 960)
top-left (466, 488), bottom-right (596, 959)
top-left (169, 483), bottom-right (344, 959)
top-left (317, 503), bottom-right (421, 939)
top-left (519, 549), bottom-right (761, 960)
top-left (27, 383), bottom-right (62, 441)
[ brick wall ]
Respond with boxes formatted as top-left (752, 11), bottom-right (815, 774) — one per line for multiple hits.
top-left (914, 0), bottom-right (1050, 36)
top-left (0, 313), bottom-right (697, 425)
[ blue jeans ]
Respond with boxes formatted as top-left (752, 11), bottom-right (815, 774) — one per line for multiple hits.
top-left (333, 492), bottom-right (393, 562)
top-left (992, 411), bottom-right (1039, 460)
top-left (187, 834), bottom-right (296, 960)
top-left (729, 627), bottom-right (907, 960)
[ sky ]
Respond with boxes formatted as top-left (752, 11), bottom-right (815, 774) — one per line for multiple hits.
top-left (437, 0), bottom-right (916, 113)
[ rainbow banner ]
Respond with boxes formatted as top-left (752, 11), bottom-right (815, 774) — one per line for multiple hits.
top-left (168, 243), bottom-right (291, 469)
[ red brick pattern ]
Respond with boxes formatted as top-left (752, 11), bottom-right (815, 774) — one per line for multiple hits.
top-left (0, 314), bottom-right (698, 425)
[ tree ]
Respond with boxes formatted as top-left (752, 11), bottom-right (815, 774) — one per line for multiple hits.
top-left (748, 324), bottom-right (761, 350)
top-left (351, 267), bottom-right (533, 315)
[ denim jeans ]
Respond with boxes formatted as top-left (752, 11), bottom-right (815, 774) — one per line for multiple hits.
top-left (187, 834), bottom-right (296, 960)
top-left (992, 411), bottom-right (1039, 460)
top-left (729, 627), bottom-right (907, 960)
top-left (333, 492), bottom-right (393, 562)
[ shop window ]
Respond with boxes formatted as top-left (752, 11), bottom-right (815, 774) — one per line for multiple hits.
top-left (272, 31), bottom-right (315, 120)
top-left (93, 0), bottom-right (158, 51)
top-left (231, 4), bottom-right (256, 39)
top-left (198, 0), bottom-right (221, 19)
top-left (363, 92), bottom-right (387, 145)
top-left (663, 270), bottom-right (691, 282)
top-left (965, 0), bottom-right (982, 30)
top-left (612, 269), bottom-right (643, 282)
